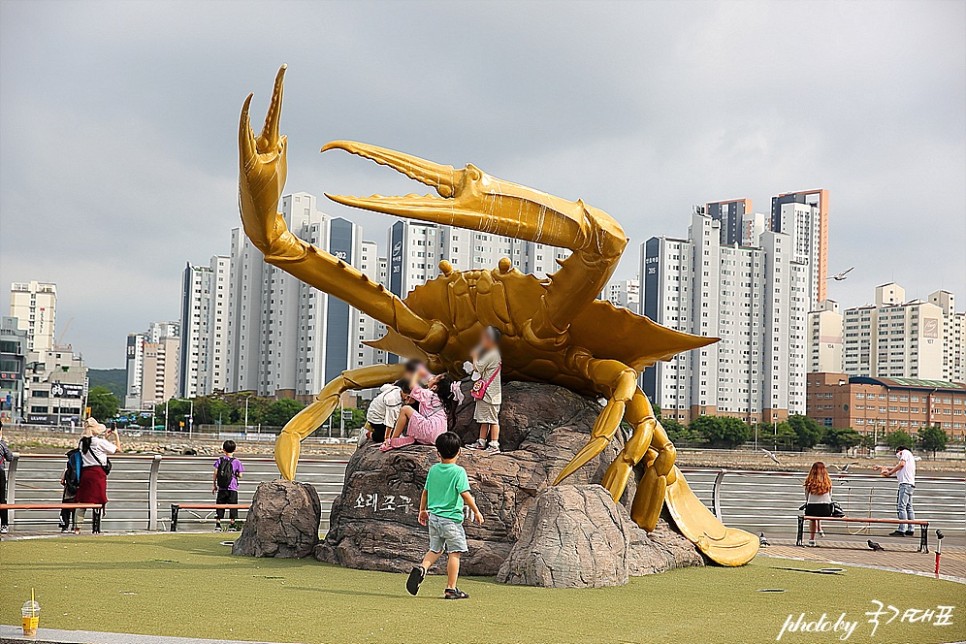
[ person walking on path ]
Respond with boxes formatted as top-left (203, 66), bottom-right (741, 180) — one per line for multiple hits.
top-left (880, 445), bottom-right (917, 536)
top-left (0, 421), bottom-right (13, 534)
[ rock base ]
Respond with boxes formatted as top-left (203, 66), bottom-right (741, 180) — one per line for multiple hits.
top-left (497, 484), bottom-right (703, 587)
top-left (232, 480), bottom-right (321, 558)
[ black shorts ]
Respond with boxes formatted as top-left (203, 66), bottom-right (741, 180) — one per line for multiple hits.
top-left (805, 503), bottom-right (833, 517)
top-left (368, 423), bottom-right (387, 443)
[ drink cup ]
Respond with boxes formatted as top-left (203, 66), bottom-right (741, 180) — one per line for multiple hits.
top-left (21, 600), bottom-right (40, 637)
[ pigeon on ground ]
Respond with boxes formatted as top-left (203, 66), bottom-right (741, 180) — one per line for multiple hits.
top-left (759, 532), bottom-right (770, 547)
top-left (868, 540), bottom-right (884, 552)
top-left (761, 448), bottom-right (781, 465)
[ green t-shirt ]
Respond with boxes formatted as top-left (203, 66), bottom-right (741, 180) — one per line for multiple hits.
top-left (424, 462), bottom-right (470, 523)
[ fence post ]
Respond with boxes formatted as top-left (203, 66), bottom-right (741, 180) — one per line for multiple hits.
top-left (7, 452), bottom-right (18, 524)
top-left (147, 454), bottom-right (162, 531)
top-left (711, 469), bottom-right (726, 519)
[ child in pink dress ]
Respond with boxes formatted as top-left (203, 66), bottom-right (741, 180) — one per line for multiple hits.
top-left (380, 371), bottom-right (462, 451)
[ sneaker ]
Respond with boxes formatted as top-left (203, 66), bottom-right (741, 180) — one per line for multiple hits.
top-left (483, 443), bottom-right (501, 454)
top-left (808, 539), bottom-right (816, 547)
top-left (406, 566), bottom-right (425, 596)
top-left (818, 529), bottom-right (825, 537)
top-left (444, 587), bottom-right (469, 600)
top-left (0, 526), bottom-right (8, 534)
top-left (904, 530), bottom-right (915, 536)
top-left (214, 524), bottom-right (222, 532)
top-left (887, 530), bottom-right (905, 537)
top-left (466, 440), bottom-right (487, 450)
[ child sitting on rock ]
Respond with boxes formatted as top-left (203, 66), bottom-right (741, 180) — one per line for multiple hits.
top-left (380, 369), bottom-right (462, 452)
top-left (407, 431), bottom-right (483, 600)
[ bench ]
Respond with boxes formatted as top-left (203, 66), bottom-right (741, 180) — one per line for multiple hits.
top-left (170, 503), bottom-right (249, 532)
top-left (0, 503), bottom-right (106, 533)
top-left (796, 515), bottom-right (930, 552)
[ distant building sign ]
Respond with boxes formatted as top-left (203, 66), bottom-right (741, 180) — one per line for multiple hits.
top-left (923, 318), bottom-right (939, 340)
top-left (50, 382), bottom-right (84, 398)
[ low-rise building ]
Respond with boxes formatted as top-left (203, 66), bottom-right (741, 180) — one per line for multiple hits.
top-left (0, 316), bottom-right (28, 423)
top-left (22, 346), bottom-right (88, 427)
top-left (806, 371), bottom-right (966, 440)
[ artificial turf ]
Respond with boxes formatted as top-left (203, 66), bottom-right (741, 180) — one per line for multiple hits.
top-left (0, 533), bottom-right (962, 644)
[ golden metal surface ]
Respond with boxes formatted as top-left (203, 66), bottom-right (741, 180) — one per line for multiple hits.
top-left (237, 66), bottom-right (757, 566)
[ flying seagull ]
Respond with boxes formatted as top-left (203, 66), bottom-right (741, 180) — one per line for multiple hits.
top-left (868, 540), bottom-right (884, 552)
top-left (761, 448), bottom-right (781, 465)
top-left (829, 267), bottom-right (855, 281)
top-left (833, 463), bottom-right (859, 473)
top-left (759, 532), bottom-right (770, 547)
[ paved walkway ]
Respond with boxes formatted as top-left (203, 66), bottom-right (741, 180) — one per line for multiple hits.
top-left (761, 538), bottom-right (966, 583)
top-left (0, 625), bottom-right (294, 644)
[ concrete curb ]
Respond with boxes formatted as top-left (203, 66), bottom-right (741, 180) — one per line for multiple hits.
top-left (0, 625), bottom-right (298, 644)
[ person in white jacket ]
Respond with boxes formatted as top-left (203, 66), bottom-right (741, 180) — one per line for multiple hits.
top-left (363, 380), bottom-right (411, 444)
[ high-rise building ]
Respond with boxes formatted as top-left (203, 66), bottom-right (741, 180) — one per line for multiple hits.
top-left (0, 316), bottom-right (28, 423)
top-left (808, 300), bottom-right (844, 374)
top-left (355, 241), bottom-right (388, 372)
top-left (602, 278), bottom-right (640, 311)
top-left (929, 290), bottom-right (966, 383)
top-left (9, 281), bottom-right (57, 352)
top-left (771, 189), bottom-right (828, 306)
top-left (841, 283), bottom-right (961, 381)
top-left (324, 218), bottom-right (363, 384)
top-left (124, 321), bottom-right (180, 409)
top-left (706, 198), bottom-right (752, 246)
top-left (225, 193), bottom-right (331, 398)
top-left (180, 256), bottom-right (230, 398)
top-left (740, 211), bottom-right (767, 247)
top-left (640, 208), bottom-right (808, 423)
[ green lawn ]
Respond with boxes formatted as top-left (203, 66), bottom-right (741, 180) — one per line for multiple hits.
top-left (1, 534), bottom-right (962, 644)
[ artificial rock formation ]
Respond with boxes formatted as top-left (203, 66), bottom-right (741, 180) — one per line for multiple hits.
top-left (233, 480), bottom-right (321, 558)
top-left (316, 382), bottom-right (703, 583)
top-left (497, 484), bottom-right (703, 588)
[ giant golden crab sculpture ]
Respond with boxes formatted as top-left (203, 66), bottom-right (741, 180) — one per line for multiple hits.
top-left (238, 66), bottom-right (758, 566)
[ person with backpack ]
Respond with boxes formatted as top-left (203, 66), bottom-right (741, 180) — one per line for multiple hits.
top-left (212, 440), bottom-right (244, 531)
top-left (75, 417), bottom-right (120, 534)
top-left (58, 455), bottom-right (81, 533)
top-left (0, 421), bottom-right (13, 534)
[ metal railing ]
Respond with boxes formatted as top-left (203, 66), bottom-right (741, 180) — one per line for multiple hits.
top-left (5, 455), bottom-right (965, 536)
top-left (5, 453), bottom-right (348, 532)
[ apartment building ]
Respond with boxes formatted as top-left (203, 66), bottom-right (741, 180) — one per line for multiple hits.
top-left (640, 208), bottom-right (808, 423)
top-left (124, 321), bottom-right (180, 409)
top-left (179, 256), bottom-right (229, 397)
top-left (808, 300), bottom-right (844, 374)
top-left (9, 281), bottom-right (57, 352)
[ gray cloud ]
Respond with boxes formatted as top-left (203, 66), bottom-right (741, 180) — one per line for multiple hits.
top-left (1, 0), bottom-right (963, 367)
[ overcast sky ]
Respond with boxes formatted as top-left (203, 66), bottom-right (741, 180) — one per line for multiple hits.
top-left (1, 1), bottom-right (964, 368)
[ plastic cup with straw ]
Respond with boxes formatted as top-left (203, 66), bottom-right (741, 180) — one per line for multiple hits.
top-left (21, 588), bottom-right (40, 637)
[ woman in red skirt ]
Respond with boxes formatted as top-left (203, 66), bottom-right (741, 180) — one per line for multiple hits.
top-left (75, 417), bottom-right (121, 534)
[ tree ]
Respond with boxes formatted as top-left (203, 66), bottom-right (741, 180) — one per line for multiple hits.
top-left (752, 421), bottom-right (797, 450)
top-left (660, 417), bottom-right (693, 443)
top-left (263, 399), bottom-right (306, 427)
top-left (860, 433), bottom-right (877, 450)
top-left (884, 429), bottom-right (914, 451)
top-left (690, 415), bottom-right (751, 448)
top-left (917, 425), bottom-right (948, 458)
top-left (787, 414), bottom-right (825, 449)
top-left (823, 427), bottom-right (862, 453)
top-left (87, 385), bottom-right (119, 421)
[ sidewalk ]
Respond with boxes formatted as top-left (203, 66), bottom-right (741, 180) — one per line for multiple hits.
top-left (761, 538), bottom-right (966, 583)
top-left (0, 625), bottom-right (295, 644)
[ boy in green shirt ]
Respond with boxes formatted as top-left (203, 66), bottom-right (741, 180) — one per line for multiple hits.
top-left (407, 431), bottom-right (484, 600)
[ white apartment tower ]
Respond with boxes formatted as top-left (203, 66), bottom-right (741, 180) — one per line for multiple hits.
top-left (179, 256), bottom-right (230, 397)
top-left (808, 300), bottom-right (844, 374)
top-left (603, 278), bottom-right (640, 311)
top-left (225, 192), bottom-right (330, 397)
top-left (124, 321), bottom-right (180, 409)
top-left (842, 283), bottom-right (959, 381)
top-left (640, 209), bottom-right (808, 423)
top-left (9, 281), bottom-right (57, 352)
top-left (355, 240), bottom-right (388, 371)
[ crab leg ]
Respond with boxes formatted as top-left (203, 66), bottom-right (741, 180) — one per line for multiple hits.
top-left (552, 357), bottom-right (637, 487)
top-left (599, 388), bottom-right (662, 507)
top-left (321, 142), bottom-right (628, 338)
top-left (238, 67), bottom-right (447, 354)
top-left (275, 364), bottom-right (409, 480)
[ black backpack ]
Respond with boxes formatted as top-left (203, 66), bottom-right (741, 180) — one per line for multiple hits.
top-left (216, 457), bottom-right (236, 489)
top-left (64, 448), bottom-right (83, 492)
